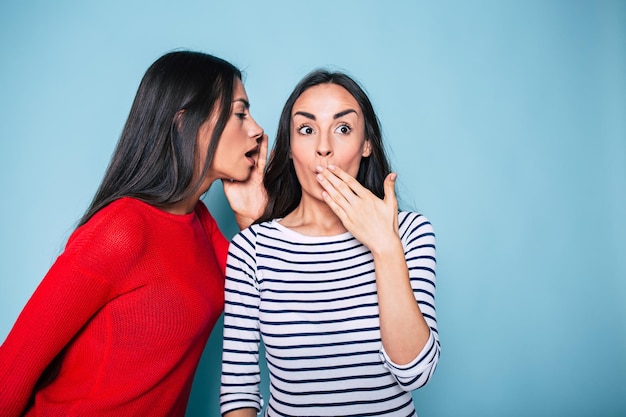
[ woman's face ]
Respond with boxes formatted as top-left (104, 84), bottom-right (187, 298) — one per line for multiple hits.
top-left (290, 83), bottom-right (371, 201)
top-left (201, 77), bottom-right (264, 183)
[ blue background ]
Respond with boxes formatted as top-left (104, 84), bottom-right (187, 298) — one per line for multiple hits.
top-left (1, 1), bottom-right (624, 416)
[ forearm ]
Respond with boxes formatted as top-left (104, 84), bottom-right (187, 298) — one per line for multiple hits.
top-left (372, 237), bottom-right (431, 365)
top-left (234, 213), bottom-right (255, 231)
top-left (223, 408), bottom-right (257, 417)
top-left (0, 256), bottom-right (116, 416)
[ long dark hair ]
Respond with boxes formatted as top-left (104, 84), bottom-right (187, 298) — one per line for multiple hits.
top-left (258, 69), bottom-right (391, 223)
top-left (77, 51), bottom-right (241, 227)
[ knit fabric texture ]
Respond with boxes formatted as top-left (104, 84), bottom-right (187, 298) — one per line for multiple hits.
top-left (0, 197), bottom-right (228, 417)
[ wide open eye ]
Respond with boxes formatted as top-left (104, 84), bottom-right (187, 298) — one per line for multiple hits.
top-left (298, 125), bottom-right (314, 135)
top-left (335, 124), bottom-right (351, 134)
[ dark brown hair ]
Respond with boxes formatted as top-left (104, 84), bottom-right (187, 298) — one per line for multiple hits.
top-left (78, 51), bottom-right (241, 227)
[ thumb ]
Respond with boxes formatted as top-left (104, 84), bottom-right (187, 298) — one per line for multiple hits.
top-left (256, 133), bottom-right (269, 170)
top-left (383, 173), bottom-right (398, 206)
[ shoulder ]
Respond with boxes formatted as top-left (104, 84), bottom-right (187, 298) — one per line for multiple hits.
top-left (194, 200), bottom-right (214, 225)
top-left (398, 211), bottom-right (435, 243)
top-left (66, 198), bottom-right (153, 259)
top-left (399, 211), bottom-right (434, 232)
top-left (229, 220), bottom-right (279, 254)
top-left (193, 200), bottom-right (220, 234)
top-left (230, 221), bottom-right (264, 249)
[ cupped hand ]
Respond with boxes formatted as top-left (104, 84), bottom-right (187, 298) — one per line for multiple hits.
top-left (316, 164), bottom-right (399, 252)
top-left (223, 134), bottom-right (268, 229)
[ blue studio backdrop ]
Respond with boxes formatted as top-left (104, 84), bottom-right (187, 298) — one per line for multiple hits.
top-left (1, 1), bottom-right (624, 416)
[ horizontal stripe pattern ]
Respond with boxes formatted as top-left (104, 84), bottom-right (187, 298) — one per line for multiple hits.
top-left (221, 212), bottom-right (439, 416)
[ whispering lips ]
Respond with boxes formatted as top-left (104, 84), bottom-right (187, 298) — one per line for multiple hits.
top-left (245, 146), bottom-right (258, 165)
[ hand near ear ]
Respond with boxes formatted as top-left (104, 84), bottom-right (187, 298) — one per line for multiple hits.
top-left (316, 165), bottom-right (399, 252)
top-left (223, 134), bottom-right (268, 230)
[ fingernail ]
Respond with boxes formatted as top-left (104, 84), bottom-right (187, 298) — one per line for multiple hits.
top-left (316, 174), bottom-right (323, 181)
top-left (316, 165), bottom-right (324, 172)
top-left (328, 164), bottom-right (336, 170)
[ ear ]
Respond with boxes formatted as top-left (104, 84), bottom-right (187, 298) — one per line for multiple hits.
top-left (361, 140), bottom-right (372, 157)
top-left (173, 109), bottom-right (185, 131)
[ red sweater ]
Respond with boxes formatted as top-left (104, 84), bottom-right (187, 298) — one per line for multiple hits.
top-left (0, 197), bottom-right (229, 417)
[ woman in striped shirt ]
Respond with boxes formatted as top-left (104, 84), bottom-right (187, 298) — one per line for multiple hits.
top-left (220, 70), bottom-right (440, 417)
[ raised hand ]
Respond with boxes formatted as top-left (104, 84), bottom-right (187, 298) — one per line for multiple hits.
top-left (317, 164), bottom-right (433, 365)
top-left (315, 164), bottom-right (398, 253)
top-left (223, 134), bottom-right (268, 230)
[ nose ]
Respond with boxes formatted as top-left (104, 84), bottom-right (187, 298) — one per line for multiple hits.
top-left (316, 132), bottom-right (332, 157)
top-left (248, 116), bottom-right (264, 139)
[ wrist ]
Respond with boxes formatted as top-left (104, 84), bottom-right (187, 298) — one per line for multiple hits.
top-left (369, 234), bottom-right (403, 258)
top-left (235, 213), bottom-right (255, 230)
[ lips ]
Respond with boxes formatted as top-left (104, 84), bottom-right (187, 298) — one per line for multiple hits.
top-left (245, 147), bottom-right (258, 166)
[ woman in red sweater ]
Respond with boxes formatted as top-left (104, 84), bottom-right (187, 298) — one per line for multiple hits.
top-left (0, 51), bottom-right (267, 417)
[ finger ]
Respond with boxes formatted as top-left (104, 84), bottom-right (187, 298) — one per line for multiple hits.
top-left (316, 169), bottom-right (352, 207)
top-left (383, 173), bottom-right (398, 207)
top-left (320, 189), bottom-right (351, 223)
top-left (325, 165), bottom-right (368, 197)
top-left (316, 167), bottom-right (361, 209)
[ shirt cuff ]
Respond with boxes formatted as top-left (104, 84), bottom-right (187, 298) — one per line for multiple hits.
top-left (379, 331), bottom-right (436, 378)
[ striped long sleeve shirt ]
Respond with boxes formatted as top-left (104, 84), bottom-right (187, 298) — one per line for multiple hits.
top-left (220, 212), bottom-right (439, 417)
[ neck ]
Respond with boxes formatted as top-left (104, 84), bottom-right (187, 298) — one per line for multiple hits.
top-left (280, 195), bottom-right (346, 236)
top-left (161, 199), bottom-right (197, 215)
top-left (162, 181), bottom-right (212, 215)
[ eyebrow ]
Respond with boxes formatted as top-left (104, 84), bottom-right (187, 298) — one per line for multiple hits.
top-left (333, 109), bottom-right (357, 119)
top-left (293, 108), bottom-right (357, 120)
top-left (233, 98), bottom-right (250, 109)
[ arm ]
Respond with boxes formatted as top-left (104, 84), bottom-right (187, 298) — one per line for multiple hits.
top-left (316, 166), bottom-right (439, 386)
top-left (0, 255), bottom-right (116, 417)
top-left (223, 408), bottom-right (258, 417)
top-left (0, 203), bottom-right (152, 416)
top-left (220, 230), bottom-right (263, 416)
top-left (370, 223), bottom-right (432, 364)
top-left (223, 134), bottom-right (268, 230)
top-left (378, 213), bottom-right (439, 389)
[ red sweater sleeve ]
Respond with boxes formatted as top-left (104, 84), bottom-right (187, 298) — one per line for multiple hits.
top-left (0, 256), bottom-right (117, 416)
top-left (0, 203), bottom-right (145, 417)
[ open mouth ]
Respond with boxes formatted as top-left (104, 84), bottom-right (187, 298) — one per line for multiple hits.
top-left (245, 148), bottom-right (258, 165)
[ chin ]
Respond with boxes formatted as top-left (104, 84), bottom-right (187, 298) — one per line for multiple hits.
top-left (231, 171), bottom-right (252, 183)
